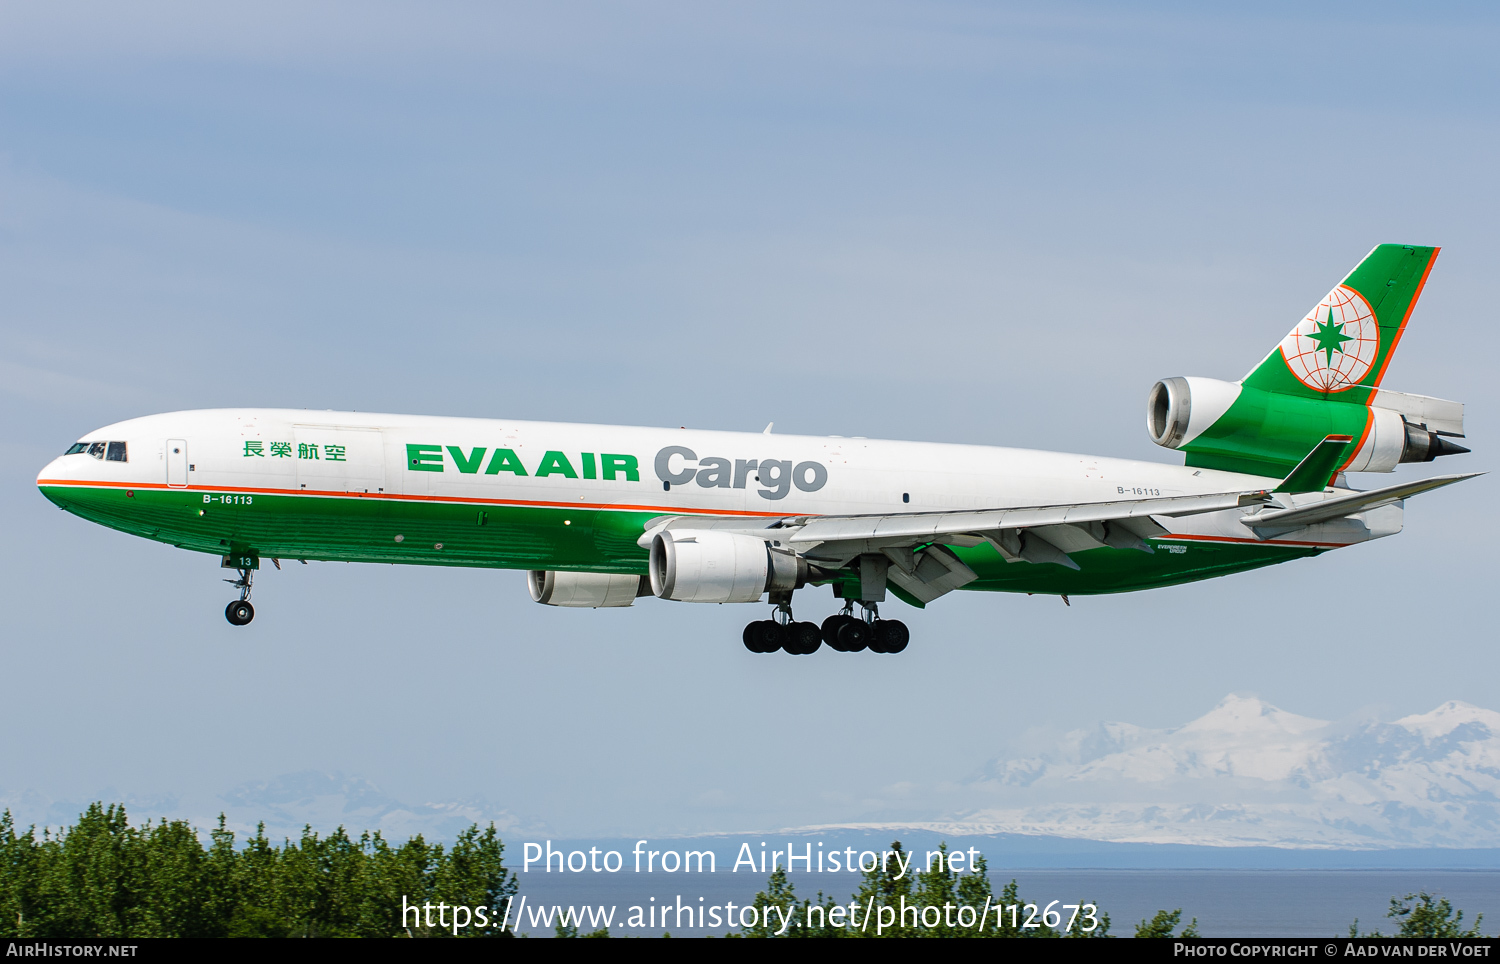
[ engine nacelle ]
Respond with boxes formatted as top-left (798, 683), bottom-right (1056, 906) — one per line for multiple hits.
top-left (1149, 377), bottom-right (1469, 474)
top-left (528, 570), bottom-right (647, 608)
top-left (1146, 376), bottom-right (1242, 450)
top-left (1330, 407), bottom-right (1469, 473)
top-left (649, 529), bottom-right (808, 603)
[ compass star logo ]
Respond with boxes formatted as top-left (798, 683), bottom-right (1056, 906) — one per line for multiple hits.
top-left (1278, 285), bottom-right (1379, 392)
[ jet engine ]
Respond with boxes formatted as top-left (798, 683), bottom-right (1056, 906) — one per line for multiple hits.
top-left (1147, 376), bottom-right (1468, 474)
top-left (528, 570), bottom-right (648, 608)
top-left (1145, 377), bottom-right (1242, 451)
top-left (648, 529), bottom-right (810, 603)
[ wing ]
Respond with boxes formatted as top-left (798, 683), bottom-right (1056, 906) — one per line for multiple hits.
top-left (638, 488), bottom-right (1273, 604)
top-left (637, 473), bottom-right (1479, 605)
top-left (1243, 472), bottom-right (1481, 534)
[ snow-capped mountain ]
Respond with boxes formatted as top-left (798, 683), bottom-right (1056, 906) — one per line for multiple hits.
top-left (0, 771), bottom-right (525, 844)
top-left (932, 696), bottom-right (1500, 848)
top-left (216, 771), bottom-right (524, 842)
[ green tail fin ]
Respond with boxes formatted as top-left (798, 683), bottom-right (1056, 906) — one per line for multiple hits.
top-left (1243, 244), bottom-right (1439, 402)
top-left (1176, 244), bottom-right (1444, 478)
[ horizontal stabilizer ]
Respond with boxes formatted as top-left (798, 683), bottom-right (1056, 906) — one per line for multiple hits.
top-left (1244, 473), bottom-right (1481, 530)
top-left (1372, 389), bottom-right (1465, 437)
top-left (1274, 435), bottom-right (1352, 494)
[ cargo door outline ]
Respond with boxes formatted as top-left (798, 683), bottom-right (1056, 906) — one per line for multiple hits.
top-left (292, 426), bottom-right (387, 496)
top-left (166, 439), bottom-right (189, 487)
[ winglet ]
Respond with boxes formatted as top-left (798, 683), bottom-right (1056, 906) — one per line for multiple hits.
top-left (1274, 435), bottom-right (1354, 493)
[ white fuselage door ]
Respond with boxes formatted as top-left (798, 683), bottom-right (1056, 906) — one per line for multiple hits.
top-left (166, 439), bottom-right (189, 487)
top-left (292, 426), bottom-right (387, 496)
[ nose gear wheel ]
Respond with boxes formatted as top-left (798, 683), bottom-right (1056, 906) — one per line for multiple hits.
top-left (225, 600), bottom-right (255, 626)
top-left (223, 566), bottom-right (256, 626)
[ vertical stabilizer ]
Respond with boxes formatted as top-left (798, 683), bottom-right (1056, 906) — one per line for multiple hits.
top-left (1242, 244), bottom-right (1439, 401)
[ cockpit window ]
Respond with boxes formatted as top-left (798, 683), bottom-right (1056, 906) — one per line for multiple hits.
top-left (106, 441), bottom-right (128, 462)
top-left (65, 442), bottom-right (89, 455)
top-left (87, 442), bottom-right (107, 459)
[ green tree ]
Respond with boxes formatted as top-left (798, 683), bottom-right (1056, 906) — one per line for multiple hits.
top-left (135, 817), bottom-right (211, 937)
top-left (37, 803), bottom-right (141, 937)
top-left (1350, 892), bottom-right (1486, 938)
top-left (360, 831), bottom-right (436, 937)
top-left (226, 822), bottom-right (283, 937)
top-left (1136, 908), bottom-right (1200, 938)
top-left (912, 842), bottom-right (962, 937)
top-left (1065, 899), bottom-right (1111, 939)
top-left (0, 803), bottom-right (521, 939)
top-left (432, 824), bottom-right (517, 937)
top-left (556, 917), bottom-right (610, 938)
top-left (849, 841), bottom-right (917, 938)
top-left (990, 879), bottom-right (1049, 937)
top-left (742, 865), bottom-right (799, 937)
top-left (0, 811), bottom-right (42, 937)
top-left (197, 816), bottom-right (238, 937)
top-left (955, 852), bottom-right (993, 916)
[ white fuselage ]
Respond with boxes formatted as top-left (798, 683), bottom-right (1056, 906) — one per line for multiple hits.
top-left (37, 408), bottom-right (1396, 551)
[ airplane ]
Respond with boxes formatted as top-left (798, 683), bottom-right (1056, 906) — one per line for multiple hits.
top-left (36, 244), bottom-right (1477, 654)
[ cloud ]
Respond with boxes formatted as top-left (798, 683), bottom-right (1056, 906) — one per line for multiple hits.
top-left (804, 696), bottom-right (1500, 849)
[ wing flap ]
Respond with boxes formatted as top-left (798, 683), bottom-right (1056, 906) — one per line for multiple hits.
top-left (884, 545), bottom-right (978, 603)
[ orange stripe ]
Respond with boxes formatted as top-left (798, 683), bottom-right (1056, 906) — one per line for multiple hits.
top-left (37, 480), bottom-right (1357, 548)
top-left (1369, 246), bottom-right (1440, 388)
top-left (1338, 411), bottom-right (1374, 475)
top-left (35, 478), bottom-right (803, 519)
top-left (1162, 533), bottom-right (1349, 548)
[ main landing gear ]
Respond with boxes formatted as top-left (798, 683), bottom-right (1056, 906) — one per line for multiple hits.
top-left (743, 598), bottom-right (821, 655)
top-left (224, 567), bottom-right (255, 626)
top-left (743, 600), bottom-right (909, 655)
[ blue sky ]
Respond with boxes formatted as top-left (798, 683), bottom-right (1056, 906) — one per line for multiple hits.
top-left (1, 2), bottom-right (1496, 837)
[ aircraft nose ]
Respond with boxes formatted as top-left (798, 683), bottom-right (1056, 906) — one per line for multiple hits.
top-left (37, 455), bottom-right (67, 487)
top-left (36, 454), bottom-right (75, 509)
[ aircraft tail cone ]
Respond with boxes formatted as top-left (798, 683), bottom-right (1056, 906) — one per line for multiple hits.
top-left (1432, 435), bottom-right (1471, 458)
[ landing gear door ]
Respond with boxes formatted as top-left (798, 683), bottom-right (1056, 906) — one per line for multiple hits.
top-left (291, 426), bottom-right (387, 497)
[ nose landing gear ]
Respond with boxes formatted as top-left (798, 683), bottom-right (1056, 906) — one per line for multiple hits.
top-left (224, 567), bottom-right (255, 626)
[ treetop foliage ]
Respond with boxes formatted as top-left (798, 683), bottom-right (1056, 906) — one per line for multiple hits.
top-left (1348, 892), bottom-right (1488, 939)
top-left (9, 808), bottom-right (1487, 940)
top-left (1135, 908), bottom-right (1200, 938)
top-left (0, 804), bottom-right (517, 938)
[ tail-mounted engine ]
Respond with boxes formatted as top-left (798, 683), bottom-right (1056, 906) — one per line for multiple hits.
top-left (649, 529), bottom-right (812, 604)
top-left (1147, 376), bottom-right (1468, 476)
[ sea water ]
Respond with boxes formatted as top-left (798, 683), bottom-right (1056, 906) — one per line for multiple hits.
top-left (508, 868), bottom-right (1500, 938)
